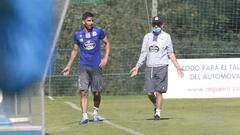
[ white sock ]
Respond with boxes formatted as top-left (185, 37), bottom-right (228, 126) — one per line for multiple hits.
top-left (93, 107), bottom-right (99, 115)
top-left (155, 109), bottom-right (161, 116)
top-left (82, 113), bottom-right (88, 120)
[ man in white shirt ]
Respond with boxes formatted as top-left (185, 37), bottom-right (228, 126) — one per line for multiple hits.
top-left (130, 16), bottom-right (184, 120)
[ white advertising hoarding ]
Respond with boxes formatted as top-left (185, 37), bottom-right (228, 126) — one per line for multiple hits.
top-left (166, 58), bottom-right (240, 98)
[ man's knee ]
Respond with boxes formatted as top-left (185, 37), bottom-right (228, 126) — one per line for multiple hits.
top-left (93, 91), bottom-right (101, 97)
top-left (80, 90), bottom-right (88, 97)
top-left (147, 92), bottom-right (154, 96)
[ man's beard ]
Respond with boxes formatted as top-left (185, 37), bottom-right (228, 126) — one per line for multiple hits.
top-left (85, 25), bottom-right (93, 32)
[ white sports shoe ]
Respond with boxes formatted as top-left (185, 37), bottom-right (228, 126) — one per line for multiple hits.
top-left (93, 114), bottom-right (100, 122)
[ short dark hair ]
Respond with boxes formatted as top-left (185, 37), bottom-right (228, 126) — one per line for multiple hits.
top-left (82, 12), bottom-right (94, 20)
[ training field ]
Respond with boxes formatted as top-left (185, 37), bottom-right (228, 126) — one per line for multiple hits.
top-left (45, 96), bottom-right (240, 135)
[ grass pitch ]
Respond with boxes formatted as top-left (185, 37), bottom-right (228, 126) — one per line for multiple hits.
top-left (45, 96), bottom-right (240, 135)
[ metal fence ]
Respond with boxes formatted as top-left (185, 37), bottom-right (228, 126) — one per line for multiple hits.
top-left (45, 0), bottom-right (240, 96)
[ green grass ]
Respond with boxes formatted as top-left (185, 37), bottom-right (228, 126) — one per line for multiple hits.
top-left (45, 96), bottom-right (240, 135)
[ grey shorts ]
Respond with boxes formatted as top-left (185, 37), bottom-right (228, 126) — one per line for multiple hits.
top-left (78, 66), bottom-right (103, 92)
top-left (144, 65), bottom-right (168, 93)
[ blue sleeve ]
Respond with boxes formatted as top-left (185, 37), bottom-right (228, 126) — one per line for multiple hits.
top-left (73, 32), bottom-right (78, 44)
top-left (99, 28), bottom-right (106, 40)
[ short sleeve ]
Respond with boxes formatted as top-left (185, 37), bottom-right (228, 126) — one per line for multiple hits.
top-left (99, 28), bottom-right (106, 40)
top-left (73, 32), bottom-right (78, 44)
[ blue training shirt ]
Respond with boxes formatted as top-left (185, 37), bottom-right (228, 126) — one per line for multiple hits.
top-left (74, 26), bottom-right (106, 68)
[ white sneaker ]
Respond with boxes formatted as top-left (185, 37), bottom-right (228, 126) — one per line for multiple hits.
top-left (93, 114), bottom-right (100, 122)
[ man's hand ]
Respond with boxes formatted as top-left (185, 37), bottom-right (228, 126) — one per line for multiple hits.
top-left (62, 66), bottom-right (71, 76)
top-left (99, 57), bottom-right (107, 69)
top-left (177, 67), bottom-right (184, 78)
top-left (130, 66), bottom-right (139, 77)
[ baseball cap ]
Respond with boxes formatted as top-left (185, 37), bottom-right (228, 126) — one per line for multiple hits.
top-left (152, 16), bottom-right (162, 25)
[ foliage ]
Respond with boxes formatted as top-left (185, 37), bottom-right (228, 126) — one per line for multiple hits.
top-left (47, 0), bottom-right (240, 96)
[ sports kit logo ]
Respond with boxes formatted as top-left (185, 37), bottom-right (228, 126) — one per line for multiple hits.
top-left (149, 45), bottom-right (159, 52)
top-left (92, 31), bottom-right (97, 36)
top-left (83, 40), bottom-right (96, 50)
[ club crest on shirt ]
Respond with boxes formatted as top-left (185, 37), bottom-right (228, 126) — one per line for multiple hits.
top-left (83, 40), bottom-right (96, 50)
top-left (149, 45), bottom-right (159, 52)
top-left (92, 31), bottom-right (97, 36)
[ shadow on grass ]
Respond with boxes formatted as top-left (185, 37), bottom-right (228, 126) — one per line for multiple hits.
top-left (146, 117), bottom-right (172, 121)
top-left (65, 119), bottom-right (104, 125)
top-left (89, 119), bottom-right (104, 122)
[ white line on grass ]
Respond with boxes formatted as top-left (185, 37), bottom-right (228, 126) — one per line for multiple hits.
top-left (48, 96), bottom-right (55, 100)
top-left (64, 101), bottom-right (143, 135)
